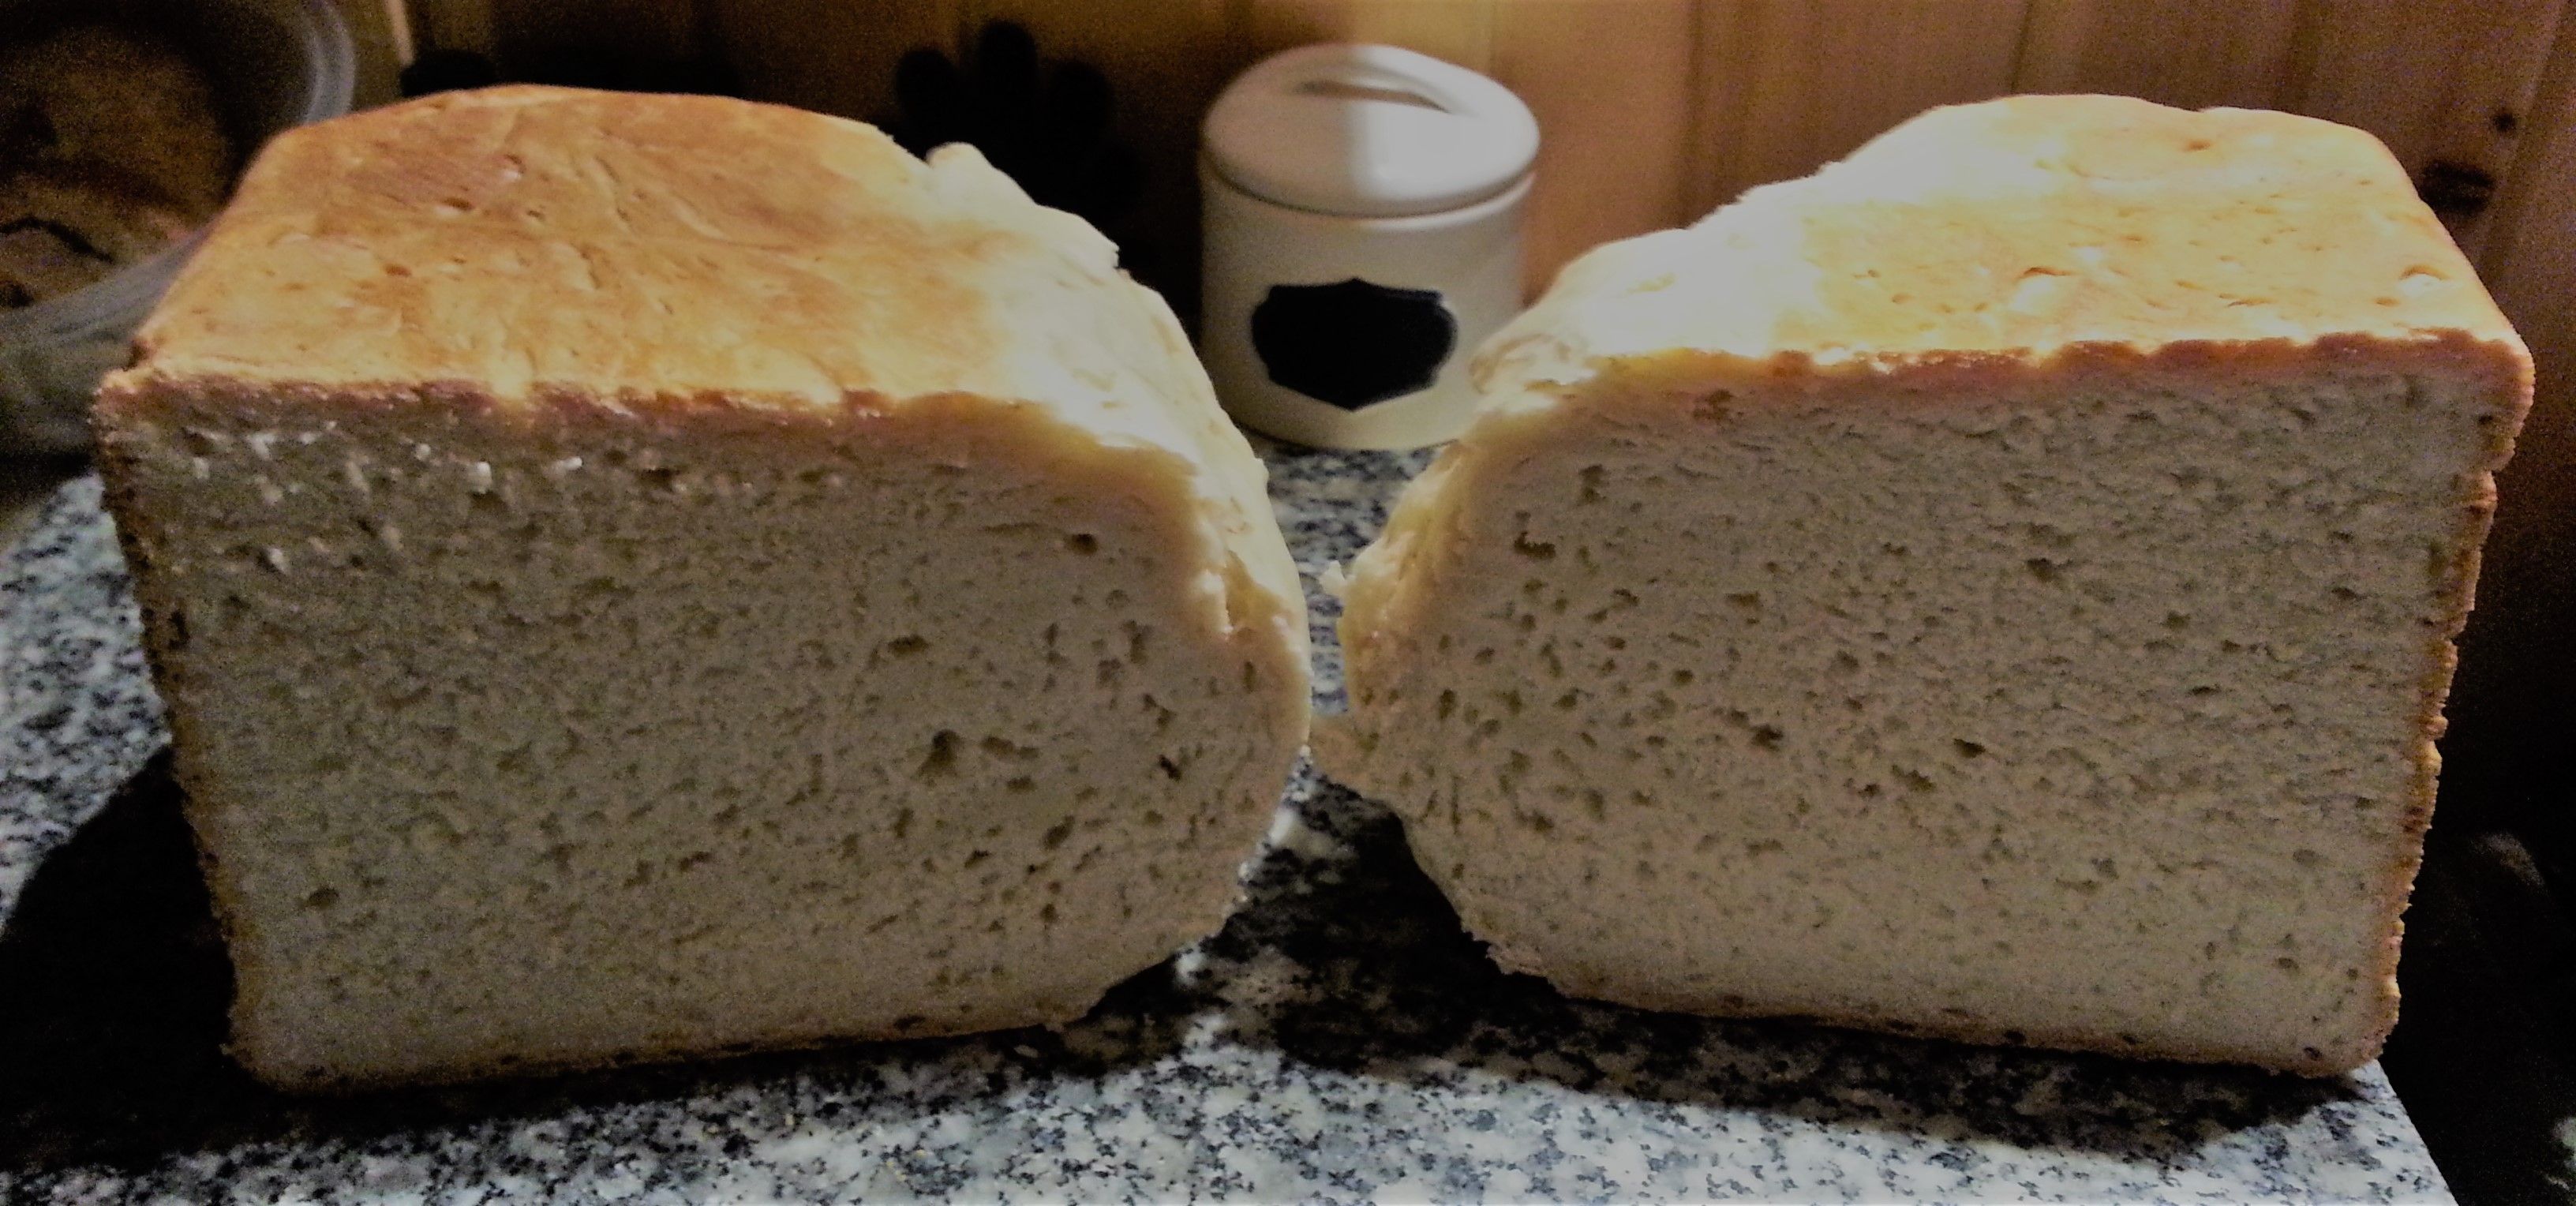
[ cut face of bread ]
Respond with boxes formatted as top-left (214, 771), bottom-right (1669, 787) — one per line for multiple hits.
top-left (1324, 96), bottom-right (2530, 1075)
top-left (93, 87), bottom-right (1308, 1090)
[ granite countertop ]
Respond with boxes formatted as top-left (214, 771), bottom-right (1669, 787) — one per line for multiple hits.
top-left (0, 444), bottom-right (2449, 1204)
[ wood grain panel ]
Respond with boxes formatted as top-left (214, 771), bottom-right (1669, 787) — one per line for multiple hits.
top-left (458, 0), bottom-right (700, 74)
top-left (703, 0), bottom-right (958, 123)
top-left (2286, 0), bottom-right (2569, 257)
top-left (1689, 0), bottom-right (2027, 214)
top-left (964, 0), bottom-right (1243, 111)
top-left (2016, 0), bottom-right (2298, 109)
top-left (409, 0), bottom-right (497, 57)
top-left (334, 0), bottom-right (411, 106)
top-left (1241, 0), bottom-right (1494, 69)
top-left (1491, 0), bottom-right (1695, 296)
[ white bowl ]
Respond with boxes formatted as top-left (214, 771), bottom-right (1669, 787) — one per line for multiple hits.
top-left (0, 0), bottom-right (355, 453)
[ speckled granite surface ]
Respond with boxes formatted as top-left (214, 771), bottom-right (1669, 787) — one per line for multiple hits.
top-left (0, 445), bottom-right (2449, 1204)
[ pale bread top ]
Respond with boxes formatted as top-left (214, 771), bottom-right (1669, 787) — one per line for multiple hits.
top-left (1479, 95), bottom-right (2526, 399)
top-left (108, 84), bottom-right (1298, 644)
top-left (130, 86), bottom-right (1172, 417)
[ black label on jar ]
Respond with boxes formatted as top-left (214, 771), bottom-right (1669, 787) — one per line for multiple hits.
top-left (1250, 279), bottom-right (1456, 411)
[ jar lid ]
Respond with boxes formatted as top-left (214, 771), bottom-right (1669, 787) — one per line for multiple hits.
top-left (1203, 43), bottom-right (1539, 219)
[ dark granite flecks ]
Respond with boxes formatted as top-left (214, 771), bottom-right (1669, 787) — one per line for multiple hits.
top-left (1, 476), bottom-right (165, 904)
top-left (0, 448), bottom-right (2447, 1203)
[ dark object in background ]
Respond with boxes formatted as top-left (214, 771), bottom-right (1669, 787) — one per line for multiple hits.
top-left (886, 23), bottom-right (1151, 291)
top-left (397, 47), bottom-right (738, 100)
top-left (392, 23), bottom-right (1151, 292)
top-left (2417, 159), bottom-right (2499, 221)
top-left (2383, 826), bottom-right (2576, 1204)
top-left (1, 24), bottom-right (237, 309)
top-left (1251, 279), bottom-right (1456, 411)
top-left (0, 754), bottom-right (257, 1165)
top-left (395, 49), bottom-right (499, 98)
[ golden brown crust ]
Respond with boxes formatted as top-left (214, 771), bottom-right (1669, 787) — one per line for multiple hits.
top-left (101, 85), bottom-right (1301, 657)
top-left (1479, 96), bottom-right (2522, 397)
top-left (121, 85), bottom-right (1003, 401)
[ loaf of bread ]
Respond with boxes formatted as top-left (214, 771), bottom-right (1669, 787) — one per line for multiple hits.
top-left (94, 87), bottom-right (1309, 1089)
top-left (1321, 96), bottom-right (2530, 1074)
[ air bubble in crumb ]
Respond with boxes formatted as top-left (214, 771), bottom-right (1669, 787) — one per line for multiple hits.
top-left (916, 731), bottom-right (960, 778)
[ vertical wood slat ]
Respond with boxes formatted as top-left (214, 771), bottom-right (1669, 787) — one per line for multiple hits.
top-left (2014, 0), bottom-right (2301, 109)
top-left (332, 0), bottom-right (411, 106)
top-left (1241, 0), bottom-right (1495, 69)
top-left (408, 0), bottom-right (498, 58)
top-left (2479, 0), bottom-right (2576, 531)
top-left (406, 0), bottom-right (700, 74)
top-left (700, 0), bottom-right (958, 125)
top-left (1489, 0), bottom-right (1697, 296)
top-left (375, 0), bottom-right (417, 64)
top-left (1689, 0), bottom-right (2028, 215)
top-left (2285, 0), bottom-right (2570, 257)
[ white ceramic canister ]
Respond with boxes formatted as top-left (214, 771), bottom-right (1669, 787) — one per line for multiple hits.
top-left (1200, 43), bottom-right (1537, 451)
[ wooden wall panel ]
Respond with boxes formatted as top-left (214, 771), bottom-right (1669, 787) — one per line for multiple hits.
top-left (334, 0), bottom-right (410, 106)
top-left (2286, 0), bottom-right (2568, 257)
top-left (409, 0), bottom-right (699, 75)
top-left (1241, 0), bottom-right (1495, 69)
top-left (2016, 0), bottom-right (2300, 109)
top-left (408, 0), bottom-right (497, 59)
top-left (702, 0), bottom-right (958, 125)
top-left (1490, 0), bottom-right (1697, 295)
top-left (1688, 0), bottom-right (2027, 214)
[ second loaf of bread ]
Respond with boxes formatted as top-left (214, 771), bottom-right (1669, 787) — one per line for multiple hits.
top-left (96, 86), bottom-right (1311, 1089)
top-left (1324, 96), bottom-right (2531, 1075)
